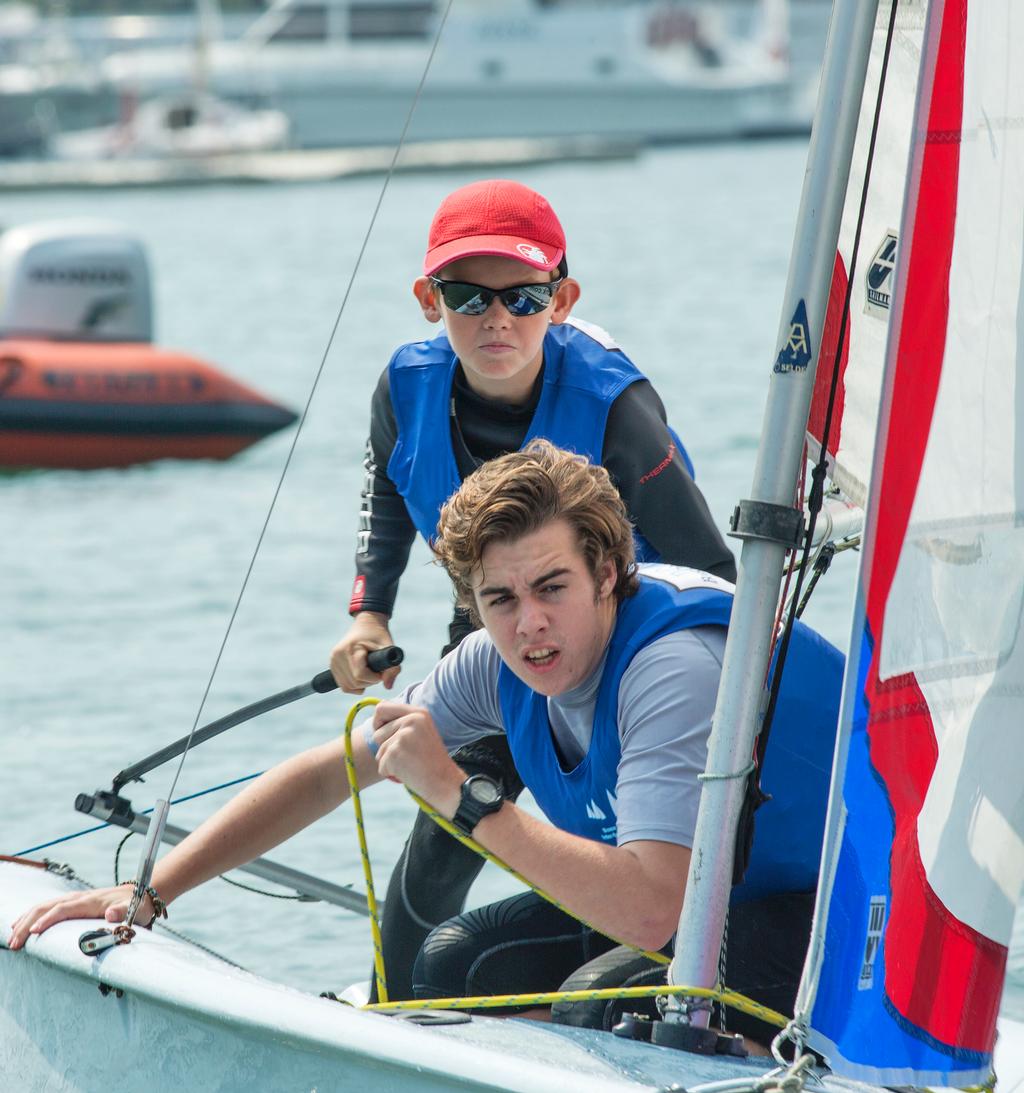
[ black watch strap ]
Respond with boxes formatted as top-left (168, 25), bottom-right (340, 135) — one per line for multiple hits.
top-left (451, 774), bottom-right (504, 837)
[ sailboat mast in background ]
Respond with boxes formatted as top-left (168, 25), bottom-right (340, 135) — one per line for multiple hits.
top-left (193, 0), bottom-right (224, 95)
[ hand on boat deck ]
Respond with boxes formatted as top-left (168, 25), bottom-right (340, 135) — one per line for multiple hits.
top-left (371, 701), bottom-right (463, 816)
top-left (7, 885), bottom-right (156, 951)
top-left (330, 611), bottom-right (402, 693)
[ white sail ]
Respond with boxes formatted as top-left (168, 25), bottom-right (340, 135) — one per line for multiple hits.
top-left (806, 1), bottom-right (926, 508)
top-left (797, 0), bottom-right (1024, 1082)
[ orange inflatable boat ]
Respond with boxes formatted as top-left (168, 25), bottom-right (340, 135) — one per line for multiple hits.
top-left (0, 219), bottom-right (298, 471)
top-left (0, 340), bottom-right (298, 470)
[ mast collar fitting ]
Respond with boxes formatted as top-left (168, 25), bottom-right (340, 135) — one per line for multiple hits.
top-left (729, 500), bottom-right (805, 548)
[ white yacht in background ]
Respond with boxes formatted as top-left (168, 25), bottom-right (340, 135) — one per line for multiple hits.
top-left (0, 26), bottom-right (116, 156)
top-left (83, 0), bottom-right (829, 150)
top-left (48, 92), bottom-right (290, 160)
top-left (47, 0), bottom-right (290, 163)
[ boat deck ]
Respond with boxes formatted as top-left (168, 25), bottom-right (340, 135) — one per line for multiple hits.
top-left (0, 860), bottom-right (868, 1093)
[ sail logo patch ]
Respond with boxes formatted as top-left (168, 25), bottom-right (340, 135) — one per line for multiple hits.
top-left (858, 895), bottom-right (887, 990)
top-left (865, 231), bottom-right (897, 318)
top-left (774, 299), bottom-right (813, 373)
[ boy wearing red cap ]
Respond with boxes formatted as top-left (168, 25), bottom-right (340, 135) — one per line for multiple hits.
top-left (330, 178), bottom-right (735, 999)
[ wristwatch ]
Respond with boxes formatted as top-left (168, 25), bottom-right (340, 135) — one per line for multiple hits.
top-left (451, 774), bottom-right (504, 836)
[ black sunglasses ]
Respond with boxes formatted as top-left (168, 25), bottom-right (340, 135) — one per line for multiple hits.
top-left (429, 277), bottom-right (563, 317)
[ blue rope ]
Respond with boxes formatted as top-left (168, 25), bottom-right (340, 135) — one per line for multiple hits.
top-left (14, 771), bottom-right (263, 856)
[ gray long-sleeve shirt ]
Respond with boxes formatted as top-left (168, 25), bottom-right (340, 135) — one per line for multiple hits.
top-left (365, 616), bottom-right (726, 849)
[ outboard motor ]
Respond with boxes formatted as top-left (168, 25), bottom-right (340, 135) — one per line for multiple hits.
top-left (0, 220), bottom-right (153, 343)
top-left (0, 218), bottom-right (297, 470)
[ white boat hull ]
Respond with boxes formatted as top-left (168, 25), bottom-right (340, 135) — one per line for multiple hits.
top-left (0, 862), bottom-right (772, 1092)
top-left (5, 865), bottom-right (1020, 1091)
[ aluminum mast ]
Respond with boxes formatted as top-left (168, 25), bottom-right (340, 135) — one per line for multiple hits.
top-left (668, 0), bottom-right (883, 1021)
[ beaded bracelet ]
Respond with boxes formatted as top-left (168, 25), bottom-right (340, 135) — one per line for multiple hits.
top-left (119, 880), bottom-right (169, 925)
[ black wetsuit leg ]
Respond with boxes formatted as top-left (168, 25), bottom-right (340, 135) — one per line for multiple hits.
top-left (550, 890), bottom-right (816, 1048)
top-left (368, 732), bottom-right (525, 1002)
top-left (411, 891), bottom-right (620, 1013)
top-left (368, 610), bottom-right (524, 1003)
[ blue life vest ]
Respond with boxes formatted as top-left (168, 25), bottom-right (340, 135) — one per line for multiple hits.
top-left (385, 321), bottom-right (693, 562)
top-left (496, 572), bottom-right (844, 903)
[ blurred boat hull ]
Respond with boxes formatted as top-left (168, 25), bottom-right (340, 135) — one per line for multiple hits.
top-left (0, 340), bottom-right (297, 469)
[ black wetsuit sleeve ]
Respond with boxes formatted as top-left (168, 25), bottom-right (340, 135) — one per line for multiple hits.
top-left (349, 368), bottom-right (418, 617)
top-left (603, 380), bottom-right (737, 582)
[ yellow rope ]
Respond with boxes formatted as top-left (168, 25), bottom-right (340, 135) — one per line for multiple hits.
top-left (365, 984), bottom-right (787, 1027)
top-left (341, 698), bottom-right (785, 1030)
top-left (343, 698), bottom-right (390, 1003)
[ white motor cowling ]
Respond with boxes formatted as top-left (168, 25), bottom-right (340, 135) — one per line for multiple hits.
top-left (0, 220), bottom-right (153, 343)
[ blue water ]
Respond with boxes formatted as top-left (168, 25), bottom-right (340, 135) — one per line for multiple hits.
top-left (2, 140), bottom-right (1021, 1018)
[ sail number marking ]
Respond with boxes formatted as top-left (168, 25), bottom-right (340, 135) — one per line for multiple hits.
top-left (858, 895), bottom-right (887, 990)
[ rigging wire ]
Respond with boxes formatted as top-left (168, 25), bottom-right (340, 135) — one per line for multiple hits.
top-left (15, 771), bottom-right (263, 857)
top-left (730, 0), bottom-right (900, 896)
top-left (731, 1), bottom-right (902, 1067)
top-left (794, 542), bottom-right (836, 619)
top-left (216, 874), bottom-right (315, 901)
top-left (33, 3), bottom-right (458, 920)
top-left (114, 829), bottom-right (324, 902)
top-left (752, 0), bottom-right (900, 780)
top-left (113, 830), bottom-right (134, 883)
top-left (154, 0), bottom-right (455, 812)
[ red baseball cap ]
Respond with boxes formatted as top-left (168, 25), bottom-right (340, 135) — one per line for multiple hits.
top-left (423, 179), bottom-right (566, 276)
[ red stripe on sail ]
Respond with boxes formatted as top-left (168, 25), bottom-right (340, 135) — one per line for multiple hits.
top-left (865, 664), bottom-right (1005, 1052)
top-left (861, 0), bottom-right (1006, 1053)
top-left (807, 252), bottom-right (850, 468)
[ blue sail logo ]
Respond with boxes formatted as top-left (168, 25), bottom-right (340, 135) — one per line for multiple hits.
top-left (774, 299), bottom-right (813, 373)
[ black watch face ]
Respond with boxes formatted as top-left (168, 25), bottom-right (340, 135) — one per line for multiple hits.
top-left (468, 777), bottom-right (501, 806)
